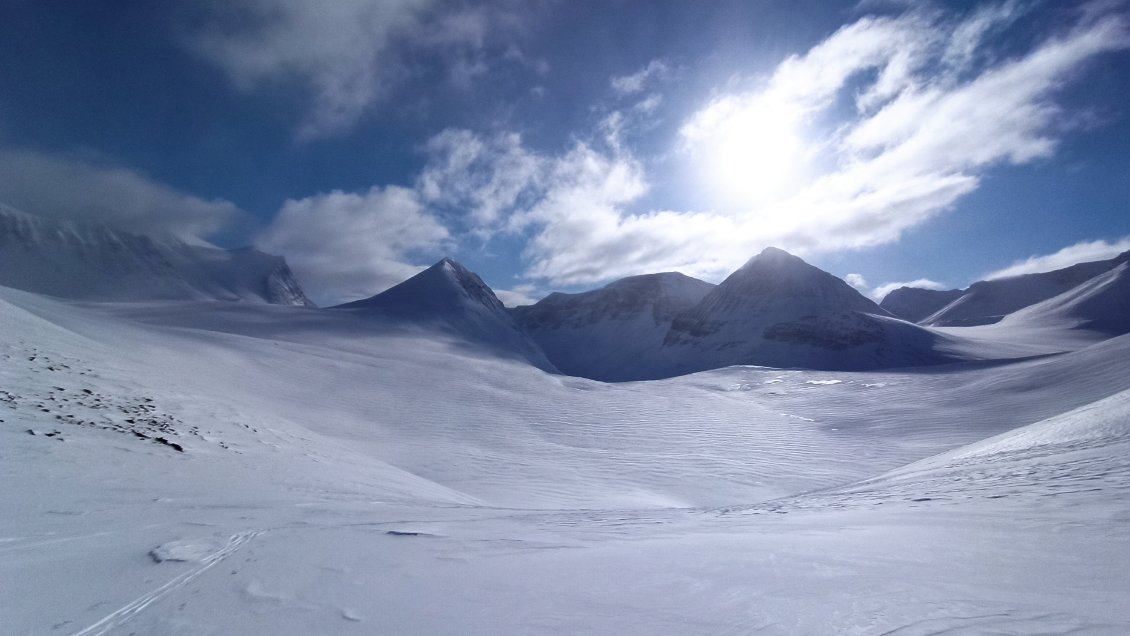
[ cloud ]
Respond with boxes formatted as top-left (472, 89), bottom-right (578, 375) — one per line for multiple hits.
top-left (610, 60), bottom-right (670, 95)
top-left (844, 273), bottom-right (868, 290)
top-left (869, 278), bottom-right (948, 302)
top-left (417, 128), bottom-right (544, 228)
top-left (258, 3), bottom-right (1130, 294)
top-left (0, 148), bottom-right (244, 240)
top-left (256, 185), bottom-right (449, 305)
top-left (493, 284), bottom-right (539, 307)
top-left (673, 2), bottom-right (1130, 266)
top-left (188, 0), bottom-right (531, 139)
top-left (985, 237), bottom-right (1130, 280)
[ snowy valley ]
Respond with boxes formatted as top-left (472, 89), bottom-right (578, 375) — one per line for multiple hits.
top-left (3, 212), bottom-right (1130, 634)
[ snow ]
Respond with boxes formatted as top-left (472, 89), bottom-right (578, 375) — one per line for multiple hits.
top-left (923, 249), bottom-right (1129, 327)
top-left (512, 272), bottom-right (713, 380)
top-left (0, 204), bottom-right (311, 306)
top-left (336, 257), bottom-right (555, 371)
top-left (3, 244), bottom-right (1130, 634)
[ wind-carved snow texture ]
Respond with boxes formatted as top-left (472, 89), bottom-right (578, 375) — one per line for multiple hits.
top-left (3, 243), bottom-right (1130, 633)
top-left (0, 204), bottom-right (312, 305)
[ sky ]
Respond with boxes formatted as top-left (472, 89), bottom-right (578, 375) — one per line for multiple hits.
top-left (1, 0), bottom-right (1128, 307)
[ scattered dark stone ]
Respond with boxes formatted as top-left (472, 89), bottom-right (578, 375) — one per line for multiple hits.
top-left (26, 429), bottom-right (36, 435)
top-left (82, 389), bottom-right (93, 395)
top-left (385, 530), bottom-right (426, 537)
top-left (910, 497), bottom-right (933, 502)
top-left (154, 437), bottom-right (184, 452)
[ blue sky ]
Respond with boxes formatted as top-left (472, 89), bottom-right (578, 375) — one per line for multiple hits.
top-left (1, 0), bottom-right (1128, 306)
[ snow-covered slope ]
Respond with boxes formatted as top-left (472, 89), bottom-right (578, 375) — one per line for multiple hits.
top-left (335, 257), bottom-right (556, 371)
top-left (1000, 261), bottom-right (1130, 335)
top-left (4, 284), bottom-right (1130, 634)
top-left (0, 203), bottom-right (311, 305)
top-left (511, 272), bottom-right (713, 381)
top-left (652, 247), bottom-right (953, 377)
top-left (923, 250), bottom-right (1129, 326)
top-left (879, 286), bottom-right (964, 322)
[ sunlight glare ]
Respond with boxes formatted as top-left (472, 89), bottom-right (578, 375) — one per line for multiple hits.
top-left (686, 97), bottom-right (810, 208)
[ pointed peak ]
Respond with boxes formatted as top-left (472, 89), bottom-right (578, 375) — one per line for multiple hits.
top-left (748, 246), bottom-right (805, 264)
top-left (731, 247), bottom-right (814, 277)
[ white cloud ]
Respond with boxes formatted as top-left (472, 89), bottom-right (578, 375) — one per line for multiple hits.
top-left (985, 237), bottom-right (1130, 280)
top-left (0, 148), bottom-right (244, 240)
top-left (188, 0), bottom-right (530, 139)
top-left (256, 185), bottom-right (449, 305)
top-left (262, 3), bottom-right (1130, 293)
top-left (494, 284), bottom-right (539, 307)
top-left (417, 129), bottom-right (544, 228)
top-left (610, 60), bottom-right (669, 95)
top-left (662, 1), bottom-right (1130, 272)
top-left (869, 278), bottom-right (948, 302)
top-left (844, 273), bottom-right (868, 290)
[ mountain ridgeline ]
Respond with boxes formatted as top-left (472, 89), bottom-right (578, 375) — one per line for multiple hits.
top-left (880, 250), bottom-right (1130, 327)
top-left (5, 200), bottom-right (1128, 382)
top-left (0, 204), bottom-right (312, 306)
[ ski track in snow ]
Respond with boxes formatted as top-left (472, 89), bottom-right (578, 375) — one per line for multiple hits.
top-left (69, 531), bottom-right (262, 636)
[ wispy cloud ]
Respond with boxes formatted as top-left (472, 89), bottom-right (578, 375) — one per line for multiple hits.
top-left (844, 273), bottom-right (869, 290)
top-left (610, 60), bottom-right (670, 95)
top-left (256, 186), bottom-right (449, 305)
top-left (188, 0), bottom-right (534, 139)
top-left (869, 279), bottom-right (949, 302)
top-left (245, 2), bottom-right (1130, 294)
top-left (672, 1), bottom-right (1129, 265)
top-left (985, 236), bottom-right (1130, 279)
top-left (518, 1), bottom-right (1129, 286)
top-left (0, 148), bottom-right (245, 240)
top-left (494, 284), bottom-right (539, 307)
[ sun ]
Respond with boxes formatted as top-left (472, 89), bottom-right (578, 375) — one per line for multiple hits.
top-left (684, 96), bottom-right (809, 208)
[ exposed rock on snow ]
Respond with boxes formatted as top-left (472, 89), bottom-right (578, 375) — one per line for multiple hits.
top-left (0, 203), bottom-right (312, 306)
top-left (149, 539), bottom-right (222, 563)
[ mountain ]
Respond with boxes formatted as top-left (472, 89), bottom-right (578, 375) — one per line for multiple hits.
top-left (0, 204), bottom-right (311, 305)
top-left (879, 286), bottom-right (965, 322)
top-left (511, 272), bottom-right (714, 381)
top-left (922, 250), bottom-right (1130, 327)
top-left (335, 257), bottom-right (556, 371)
top-left (999, 261), bottom-right (1130, 336)
top-left (654, 247), bottom-right (950, 377)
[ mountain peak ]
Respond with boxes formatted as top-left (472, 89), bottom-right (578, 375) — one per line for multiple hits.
top-left (337, 257), bottom-right (504, 315)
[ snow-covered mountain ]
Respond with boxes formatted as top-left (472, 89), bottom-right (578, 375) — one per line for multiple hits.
top-left (921, 250), bottom-right (1130, 326)
top-left (879, 286), bottom-right (964, 322)
top-left (511, 272), bottom-right (713, 381)
top-left (335, 257), bottom-right (556, 371)
top-left (0, 203), bottom-right (311, 305)
top-left (654, 247), bottom-right (951, 377)
top-left (999, 260), bottom-right (1130, 335)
